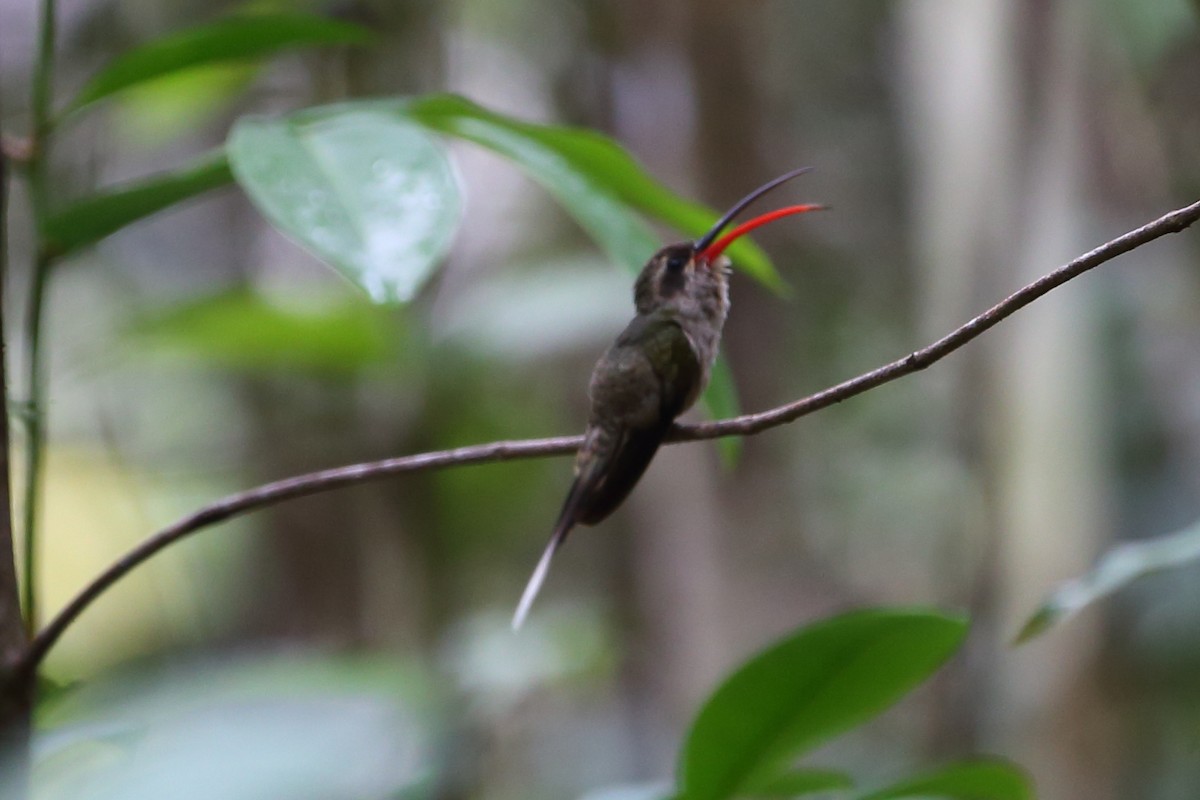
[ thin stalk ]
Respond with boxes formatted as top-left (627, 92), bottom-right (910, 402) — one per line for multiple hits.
top-left (21, 0), bottom-right (57, 635)
top-left (1, 46), bottom-right (34, 800)
top-left (18, 276), bottom-right (45, 637)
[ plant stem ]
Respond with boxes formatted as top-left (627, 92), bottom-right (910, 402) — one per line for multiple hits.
top-left (0, 52), bottom-right (34, 800)
top-left (18, 274), bottom-right (46, 638)
top-left (21, 0), bottom-right (57, 636)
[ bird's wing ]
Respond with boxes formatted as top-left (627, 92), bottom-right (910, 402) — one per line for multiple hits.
top-left (574, 316), bottom-right (702, 524)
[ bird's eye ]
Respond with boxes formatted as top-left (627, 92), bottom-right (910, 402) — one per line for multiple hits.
top-left (666, 254), bottom-right (687, 272)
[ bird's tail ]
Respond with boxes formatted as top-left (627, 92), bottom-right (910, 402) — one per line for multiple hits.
top-left (512, 517), bottom-right (572, 630)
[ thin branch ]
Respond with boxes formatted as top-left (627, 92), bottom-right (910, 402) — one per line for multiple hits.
top-left (678, 199), bottom-right (1200, 439)
top-left (16, 198), bottom-right (1200, 677)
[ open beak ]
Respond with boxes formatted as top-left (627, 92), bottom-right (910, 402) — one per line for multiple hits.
top-left (694, 167), bottom-right (825, 261)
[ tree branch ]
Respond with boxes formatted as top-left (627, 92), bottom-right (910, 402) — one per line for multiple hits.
top-left (16, 198), bottom-right (1200, 677)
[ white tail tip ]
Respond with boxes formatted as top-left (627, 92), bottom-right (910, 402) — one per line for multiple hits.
top-left (512, 538), bottom-right (559, 630)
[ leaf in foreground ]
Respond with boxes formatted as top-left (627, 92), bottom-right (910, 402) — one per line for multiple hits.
top-left (677, 609), bottom-right (967, 800)
top-left (42, 151), bottom-right (233, 255)
top-left (228, 110), bottom-right (462, 303)
top-left (294, 94), bottom-right (784, 288)
top-left (856, 759), bottom-right (1032, 800)
top-left (399, 94), bottom-right (786, 289)
top-left (68, 13), bottom-right (371, 112)
top-left (1016, 520), bottom-right (1200, 644)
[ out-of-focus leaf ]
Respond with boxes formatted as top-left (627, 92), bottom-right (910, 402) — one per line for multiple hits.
top-left (397, 94), bottom-right (786, 289)
top-left (701, 355), bottom-right (741, 468)
top-left (1016, 520), bottom-right (1200, 644)
top-left (67, 14), bottom-right (371, 113)
top-left (227, 111), bottom-right (462, 303)
top-left (743, 768), bottom-right (853, 797)
top-left (1101, 0), bottom-right (1196, 71)
top-left (42, 151), bottom-right (233, 255)
top-left (113, 62), bottom-right (258, 147)
top-left (128, 290), bottom-right (397, 373)
top-left (293, 95), bottom-right (784, 287)
top-left (677, 609), bottom-right (967, 800)
top-left (28, 654), bottom-right (441, 800)
top-left (856, 760), bottom-right (1032, 800)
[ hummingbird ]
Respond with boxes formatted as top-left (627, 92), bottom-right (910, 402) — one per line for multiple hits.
top-left (513, 168), bottom-right (823, 629)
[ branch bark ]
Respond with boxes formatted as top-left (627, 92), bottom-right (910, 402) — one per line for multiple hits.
top-left (15, 198), bottom-right (1200, 678)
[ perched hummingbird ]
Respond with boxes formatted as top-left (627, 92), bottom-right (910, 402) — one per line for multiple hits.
top-left (513, 168), bottom-right (823, 629)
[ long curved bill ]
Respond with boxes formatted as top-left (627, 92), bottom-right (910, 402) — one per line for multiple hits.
top-left (694, 167), bottom-right (825, 261)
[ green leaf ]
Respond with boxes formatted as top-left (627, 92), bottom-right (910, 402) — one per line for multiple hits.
top-left (42, 151), bottom-right (233, 255)
top-left (743, 768), bottom-right (854, 797)
top-left (227, 110), bottom-right (463, 303)
top-left (1015, 520), bottom-right (1200, 644)
top-left (68, 13), bottom-right (371, 113)
top-left (406, 95), bottom-right (786, 288)
top-left (701, 355), bottom-right (741, 468)
top-left (678, 609), bottom-right (968, 800)
top-left (395, 95), bottom-right (661, 275)
top-left (128, 290), bottom-right (398, 374)
top-left (112, 62), bottom-right (259, 147)
top-left (856, 760), bottom-right (1032, 800)
top-left (313, 94), bottom-right (784, 288)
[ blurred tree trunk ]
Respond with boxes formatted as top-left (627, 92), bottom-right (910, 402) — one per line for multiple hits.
top-left (986, 3), bottom-right (1118, 797)
top-left (895, 0), bottom-right (1020, 754)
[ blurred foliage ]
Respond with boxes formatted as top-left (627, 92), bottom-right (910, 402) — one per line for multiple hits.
top-left (3, 0), bottom-right (1200, 799)
top-left (7, 610), bottom-right (1027, 800)
top-left (42, 151), bottom-right (232, 255)
top-left (229, 110), bottom-right (464, 302)
top-left (1018, 518), bottom-right (1200, 644)
top-left (677, 610), bottom-right (970, 800)
top-left (25, 654), bottom-right (441, 800)
top-left (127, 289), bottom-right (400, 374)
top-left (65, 12), bottom-right (373, 113)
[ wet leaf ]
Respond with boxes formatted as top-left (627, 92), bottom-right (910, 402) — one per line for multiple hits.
top-left (227, 111), bottom-right (462, 303)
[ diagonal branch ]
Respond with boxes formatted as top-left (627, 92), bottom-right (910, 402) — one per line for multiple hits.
top-left (16, 198), bottom-right (1200, 677)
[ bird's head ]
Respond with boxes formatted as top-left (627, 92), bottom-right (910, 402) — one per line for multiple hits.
top-left (634, 167), bottom-right (824, 316)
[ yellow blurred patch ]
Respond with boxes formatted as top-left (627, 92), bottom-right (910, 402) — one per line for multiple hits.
top-left (16, 445), bottom-right (248, 680)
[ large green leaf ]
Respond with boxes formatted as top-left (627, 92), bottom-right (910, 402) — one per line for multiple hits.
top-left (677, 609), bottom-right (967, 800)
top-left (67, 13), bottom-right (371, 113)
top-left (1016, 519), bottom-right (1200, 644)
top-left (227, 111), bottom-right (463, 303)
top-left (293, 95), bottom-right (786, 288)
top-left (856, 760), bottom-right (1032, 800)
top-left (397, 95), bottom-right (786, 289)
top-left (42, 151), bottom-right (233, 255)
